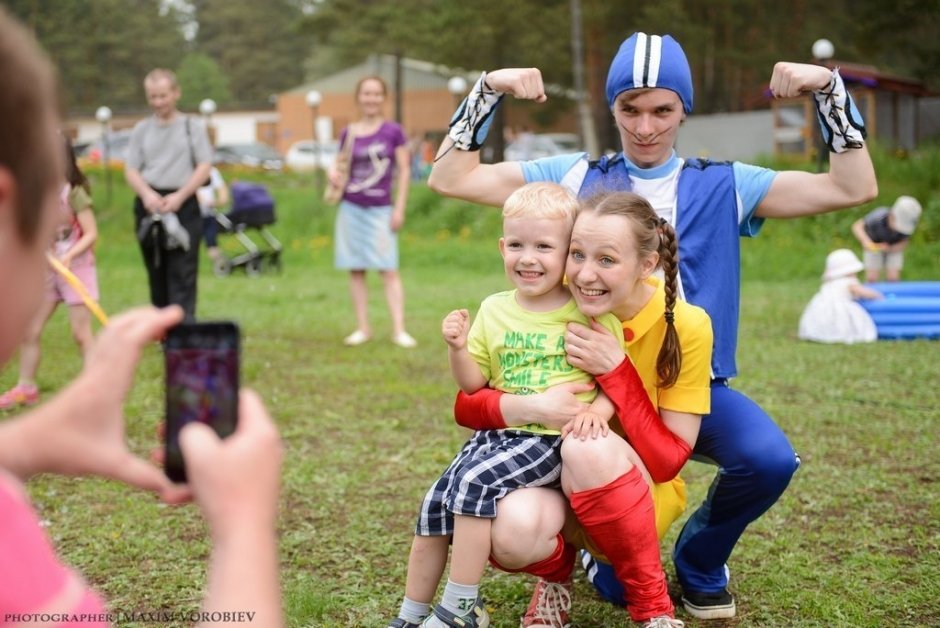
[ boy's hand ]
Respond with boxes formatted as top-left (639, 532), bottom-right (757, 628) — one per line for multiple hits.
top-left (561, 411), bottom-right (610, 441)
top-left (442, 309), bottom-right (470, 350)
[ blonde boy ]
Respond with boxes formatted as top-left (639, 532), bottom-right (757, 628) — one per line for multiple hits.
top-left (389, 182), bottom-right (624, 627)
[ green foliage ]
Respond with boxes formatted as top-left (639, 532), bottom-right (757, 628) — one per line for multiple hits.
top-left (855, 0), bottom-right (940, 87)
top-left (742, 140), bottom-right (940, 281)
top-left (4, 0), bottom-right (188, 112)
top-left (193, 0), bottom-right (309, 108)
top-left (176, 52), bottom-right (233, 110)
top-left (8, 0), bottom-right (940, 124)
top-left (301, 0), bottom-right (573, 85)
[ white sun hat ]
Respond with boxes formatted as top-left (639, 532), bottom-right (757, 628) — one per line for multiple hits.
top-left (822, 248), bottom-right (864, 280)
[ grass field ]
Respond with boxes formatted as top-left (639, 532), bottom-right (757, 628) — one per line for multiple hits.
top-left (2, 146), bottom-right (939, 627)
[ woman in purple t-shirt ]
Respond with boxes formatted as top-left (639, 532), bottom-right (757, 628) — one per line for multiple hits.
top-left (331, 76), bottom-right (416, 348)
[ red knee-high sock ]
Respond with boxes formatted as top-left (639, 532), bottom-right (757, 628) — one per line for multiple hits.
top-left (569, 468), bottom-right (674, 622)
top-left (523, 534), bottom-right (576, 583)
top-left (490, 533), bottom-right (575, 583)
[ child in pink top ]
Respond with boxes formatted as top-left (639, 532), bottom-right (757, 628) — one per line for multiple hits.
top-left (0, 137), bottom-right (99, 411)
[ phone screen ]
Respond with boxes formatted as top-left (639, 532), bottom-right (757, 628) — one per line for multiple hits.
top-left (164, 322), bottom-right (240, 483)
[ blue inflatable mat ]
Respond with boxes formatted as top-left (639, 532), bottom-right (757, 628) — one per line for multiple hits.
top-left (861, 281), bottom-right (940, 339)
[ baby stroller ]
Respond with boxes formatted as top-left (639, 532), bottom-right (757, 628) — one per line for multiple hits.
top-left (212, 182), bottom-right (282, 277)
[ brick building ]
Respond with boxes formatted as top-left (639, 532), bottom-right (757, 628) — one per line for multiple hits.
top-left (276, 54), bottom-right (580, 156)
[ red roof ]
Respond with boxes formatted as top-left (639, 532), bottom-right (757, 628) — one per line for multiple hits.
top-left (820, 60), bottom-right (932, 96)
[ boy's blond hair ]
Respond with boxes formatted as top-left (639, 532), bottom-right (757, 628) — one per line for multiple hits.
top-left (502, 182), bottom-right (578, 229)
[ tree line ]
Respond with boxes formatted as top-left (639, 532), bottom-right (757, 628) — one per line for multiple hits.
top-left (8, 0), bottom-right (939, 147)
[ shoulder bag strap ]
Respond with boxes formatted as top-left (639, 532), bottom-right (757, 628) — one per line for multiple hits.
top-left (185, 116), bottom-right (197, 169)
top-left (340, 124), bottom-right (356, 161)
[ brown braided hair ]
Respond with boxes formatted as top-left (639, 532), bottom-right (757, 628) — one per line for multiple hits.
top-left (581, 191), bottom-right (682, 387)
top-left (656, 215), bottom-right (682, 387)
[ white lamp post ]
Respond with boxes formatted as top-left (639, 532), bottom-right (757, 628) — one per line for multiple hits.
top-left (305, 89), bottom-right (323, 189)
top-left (199, 98), bottom-right (217, 148)
top-left (811, 40), bottom-right (835, 171)
top-left (199, 97), bottom-right (217, 124)
top-left (812, 39), bottom-right (835, 62)
top-left (447, 76), bottom-right (468, 108)
top-left (199, 98), bottom-right (217, 117)
top-left (95, 106), bottom-right (113, 204)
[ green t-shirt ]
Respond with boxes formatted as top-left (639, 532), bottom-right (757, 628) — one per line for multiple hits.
top-left (68, 185), bottom-right (93, 214)
top-left (467, 291), bottom-right (624, 434)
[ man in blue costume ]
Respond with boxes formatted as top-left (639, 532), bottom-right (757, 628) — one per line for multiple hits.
top-left (429, 32), bottom-right (877, 621)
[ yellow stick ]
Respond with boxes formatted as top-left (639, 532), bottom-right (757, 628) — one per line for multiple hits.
top-left (45, 253), bottom-right (109, 326)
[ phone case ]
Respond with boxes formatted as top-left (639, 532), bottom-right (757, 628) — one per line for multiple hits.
top-left (163, 321), bottom-right (240, 483)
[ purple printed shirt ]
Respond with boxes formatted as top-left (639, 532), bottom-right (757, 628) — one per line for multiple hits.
top-left (340, 121), bottom-right (407, 207)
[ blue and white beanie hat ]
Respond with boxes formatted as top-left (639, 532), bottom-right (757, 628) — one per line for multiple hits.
top-left (606, 32), bottom-right (693, 113)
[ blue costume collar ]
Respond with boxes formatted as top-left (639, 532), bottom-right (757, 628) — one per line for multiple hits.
top-left (619, 150), bottom-right (680, 180)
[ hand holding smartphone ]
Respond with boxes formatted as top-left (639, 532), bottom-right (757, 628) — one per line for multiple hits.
top-left (164, 321), bottom-right (240, 483)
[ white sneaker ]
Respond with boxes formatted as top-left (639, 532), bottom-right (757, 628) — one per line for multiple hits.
top-left (343, 330), bottom-right (371, 346)
top-left (520, 578), bottom-right (571, 627)
top-left (392, 331), bottom-right (417, 348)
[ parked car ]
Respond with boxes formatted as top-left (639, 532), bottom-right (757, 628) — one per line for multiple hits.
top-left (83, 129), bottom-right (134, 165)
top-left (505, 132), bottom-right (582, 161)
top-left (285, 139), bottom-right (339, 172)
top-left (213, 142), bottom-right (284, 170)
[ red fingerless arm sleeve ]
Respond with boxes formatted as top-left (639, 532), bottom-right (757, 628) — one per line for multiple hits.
top-left (596, 358), bottom-right (692, 483)
top-left (454, 388), bottom-right (507, 430)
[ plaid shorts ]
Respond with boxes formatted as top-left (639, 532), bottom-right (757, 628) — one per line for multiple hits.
top-left (415, 429), bottom-right (562, 537)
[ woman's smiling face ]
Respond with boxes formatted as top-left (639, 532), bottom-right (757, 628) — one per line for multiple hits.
top-left (356, 78), bottom-right (386, 117)
top-left (566, 211), bottom-right (657, 320)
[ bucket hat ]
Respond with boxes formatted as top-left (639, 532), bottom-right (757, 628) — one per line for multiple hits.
top-left (822, 248), bottom-right (864, 280)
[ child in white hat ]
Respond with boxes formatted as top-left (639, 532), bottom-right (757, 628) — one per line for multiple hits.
top-left (798, 249), bottom-right (883, 343)
top-left (851, 195), bottom-right (923, 282)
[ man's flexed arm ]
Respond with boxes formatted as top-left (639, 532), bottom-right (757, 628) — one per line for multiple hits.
top-left (757, 63), bottom-right (877, 219)
top-left (428, 69), bottom-right (547, 208)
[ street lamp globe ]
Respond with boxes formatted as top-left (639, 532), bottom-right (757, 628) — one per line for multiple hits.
top-left (95, 106), bottom-right (112, 123)
top-left (812, 39), bottom-right (835, 61)
top-left (199, 98), bottom-right (217, 116)
top-left (305, 89), bottom-right (322, 108)
top-left (447, 76), bottom-right (468, 96)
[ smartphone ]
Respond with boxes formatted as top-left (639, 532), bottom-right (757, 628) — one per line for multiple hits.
top-left (164, 321), bottom-right (240, 483)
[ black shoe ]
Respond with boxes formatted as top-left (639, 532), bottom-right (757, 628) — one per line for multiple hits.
top-left (681, 588), bottom-right (736, 619)
top-left (421, 600), bottom-right (489, 627)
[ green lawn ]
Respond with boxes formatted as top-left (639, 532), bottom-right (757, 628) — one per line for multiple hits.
top-left (2, 153), bottom-right (939, 627)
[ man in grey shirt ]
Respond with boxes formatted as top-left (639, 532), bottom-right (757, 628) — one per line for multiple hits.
top-left (125, 68), bottom-right (212, 320)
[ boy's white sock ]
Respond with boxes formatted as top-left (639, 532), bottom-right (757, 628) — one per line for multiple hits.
top-left (440, 579), bottom-right (479, 617)
top-left (398, 597), bottom-right (430, 624)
